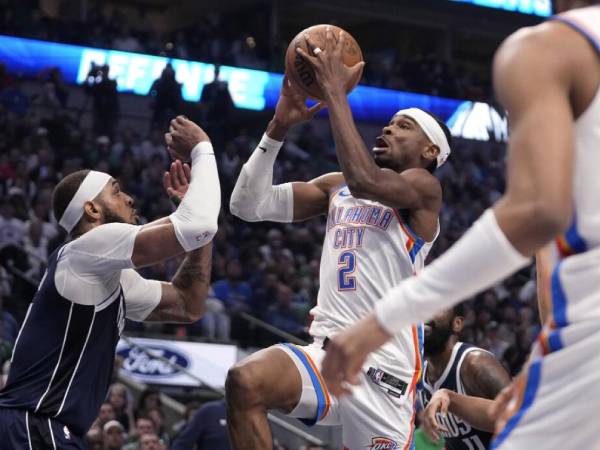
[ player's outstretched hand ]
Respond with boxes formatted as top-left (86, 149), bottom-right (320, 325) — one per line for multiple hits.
top-left (272, 76), bottom-right (325, 131)
top-left (321, 314), bottom-right (391, 397)
top-left (163, 159), bottom-right (191, 205)
top-left (423, 389), bottom-right (450, 443)
top-left (165, 116), bottom-right (210, 163)
top-left (296, 27), bottom-right (364, 100)
top-left (492, 382), bottom-right (516, 436)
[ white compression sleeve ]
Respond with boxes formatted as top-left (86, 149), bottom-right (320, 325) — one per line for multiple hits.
top-left (170, 141), bottom-right (220, 252)
top-left (374, 209), bottom-right (531, 334)
top-left (230, 133), bottom-right (293, 222)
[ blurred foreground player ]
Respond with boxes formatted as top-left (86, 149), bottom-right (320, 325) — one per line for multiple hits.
top-left (0, 117), bottom-right (220, 448)
top-left (419, 306), bottom-right (511, 449)
top-left (322, 2), bottom-right (600, 449)
top-left (227, 36), bottom-right (452, 449)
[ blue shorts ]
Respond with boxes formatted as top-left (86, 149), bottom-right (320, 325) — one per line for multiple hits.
top-left (0, 408), bottom-right (86, 450)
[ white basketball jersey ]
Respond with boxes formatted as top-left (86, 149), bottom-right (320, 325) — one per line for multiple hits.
top-left (309, 184), bottom-right (437, 378)
top-left (542, 7), bottom-right (600, 336)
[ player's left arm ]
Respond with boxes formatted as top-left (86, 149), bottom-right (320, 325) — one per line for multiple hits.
top-left (120, 243), bottom-right (212, 323)
top-left (147, 244), bottom-right (213, 322)
top-left (298, 30), bottom-right (441, 217)
top-left (123, 161), bottom-right (213, 323)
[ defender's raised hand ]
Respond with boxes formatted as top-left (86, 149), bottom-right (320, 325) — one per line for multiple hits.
top-left (165, 116), bottom-right (211, 162)
top-left (163, 160), bottom-right (191, 204)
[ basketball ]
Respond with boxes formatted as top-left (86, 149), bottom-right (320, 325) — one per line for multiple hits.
top-left (285, 24), bottom-right (363, 101)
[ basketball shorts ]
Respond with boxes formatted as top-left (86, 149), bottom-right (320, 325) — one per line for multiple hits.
top-left (492, 321), bottom-right (600, 450)
top-left (277, 340), bottom-right (417, 450)
top-left (0, 408), bottom-right (86, 450)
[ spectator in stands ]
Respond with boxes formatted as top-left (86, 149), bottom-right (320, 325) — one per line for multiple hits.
top-left (0, 199), bottom-right (25, 248)
top-left (0, 78), bottom-right (29, 117)
top-left (138, 388), bottom-right (162, 413)
top-left (97, 401), bottom-right (117, 429)
top-left (147, 407), bottom-right (170, 447)
top-left (265, 283), bottom-right (308, 338)
top-left (103, 419), bottom-right (126, 450)
top-left (85, 63), bottom-right (119, 138)
top-left (22, 219), bottom-right (48, 279)
top-left (150, 63), bottom-right (182, 130)
top-left (108, 382), bottom-right (135, 432)
top-left (212, 259), bottom-right (252, 314)
top-left (124, 414), bottom-right (157, 450)
top-left (112, 26), bottom-right (142, 53)
top-left (139, 432), bottom-right (162, 450)
top-left (171, 400), bottom-right (200, 436)
top-left (171, 399), bottom-right (231, 450)
top-left (197, 286), bottom-right (231, 341)
top-left (85, 425), bottom-right (104, 450)
top-left (0, 293), bottom-right (18, 345)
top-left (199, 65), bottom-right (234, 147)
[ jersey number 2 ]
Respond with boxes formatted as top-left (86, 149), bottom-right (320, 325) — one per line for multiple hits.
top-left (338, 251), bottom-right (357, 291)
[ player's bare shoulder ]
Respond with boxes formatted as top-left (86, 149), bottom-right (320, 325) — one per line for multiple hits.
top-left (398, 168), bottom-right (442, 204)
top-left (460, 349), bottom-right (511, 399)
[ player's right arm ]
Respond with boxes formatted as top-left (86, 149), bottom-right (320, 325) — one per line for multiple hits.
top-left (230, 77), bottom-right (340, 222)
top-left (130, 116), bottom-right (220, 267)
top-left (423, 350), bottom-right (511, 440)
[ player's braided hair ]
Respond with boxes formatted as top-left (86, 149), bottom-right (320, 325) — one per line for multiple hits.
top-left (52, 169), bottom-right (90, 224)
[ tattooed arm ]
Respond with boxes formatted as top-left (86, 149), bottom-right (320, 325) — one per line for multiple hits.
top-left (145, 243), bottom-right (213, 322)
top-left (448, 350), bottom-right (511, 431)
top-left (423, 350), bottom-right (512, 439)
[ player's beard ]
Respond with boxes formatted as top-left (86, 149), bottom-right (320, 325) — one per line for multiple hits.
top-left (424, 319), bottom-right (453, 357)
top-left (102, 206), bottom-right (138, 225)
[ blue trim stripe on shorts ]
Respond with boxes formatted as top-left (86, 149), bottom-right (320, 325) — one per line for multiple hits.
top-left (491, 360), bottom-right (542, 449)
top-left (283, 344), bottom-right (327, 426)
top-left (547, 329), bottom-right (564, 353)
top-left (551, 262), bottom-right (568, 328)
top-left (563, 217), bottom-right (587, 254)
top-left (416, 324), bottom-right (425, 390)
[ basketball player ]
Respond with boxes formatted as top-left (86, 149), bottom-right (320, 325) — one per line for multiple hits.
top-left (0, 116), bottom-right (220, 449)
top-left (226, 59), bottom-right (451, 448)
top-left (321, 2), bottom-right (600, 449)
top-left (419, 305), bottom-right (511, 449)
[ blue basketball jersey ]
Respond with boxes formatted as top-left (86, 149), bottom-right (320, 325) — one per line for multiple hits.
top-left (418, 342), bottom-right (492, 450)
top-left (0, 246), bottom-right (125, 436)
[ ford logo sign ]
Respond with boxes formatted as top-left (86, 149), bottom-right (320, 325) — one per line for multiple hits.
top-left (117, 345), bottom-right (190, 378)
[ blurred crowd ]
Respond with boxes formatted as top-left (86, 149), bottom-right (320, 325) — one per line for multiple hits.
top-left (0, 56), bottom-right (537, 372)
top-left (0, 17), bottom-right (538, 446)
top-left (0, 0), bottom-right (492, 101)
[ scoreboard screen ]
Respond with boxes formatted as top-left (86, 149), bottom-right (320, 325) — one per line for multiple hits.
top-left (450, 0), bottom-right (552, 16)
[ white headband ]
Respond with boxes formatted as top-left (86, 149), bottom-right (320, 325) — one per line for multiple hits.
top-left (396, 108), bottom-right (451, 168)
top-left (59, 171), bottom-right (111, 233)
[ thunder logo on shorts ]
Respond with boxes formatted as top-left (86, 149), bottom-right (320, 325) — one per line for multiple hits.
top-left (366, 437), bottom-right (399, 450)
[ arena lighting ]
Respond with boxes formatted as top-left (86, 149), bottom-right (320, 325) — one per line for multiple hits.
top-left (0, 34), bottom-right (507, 142)
top-left (449, 0), bottom-right (552, 16)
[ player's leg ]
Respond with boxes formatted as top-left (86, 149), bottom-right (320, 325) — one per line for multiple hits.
top-left (226, 346), bottom-right (302, 450)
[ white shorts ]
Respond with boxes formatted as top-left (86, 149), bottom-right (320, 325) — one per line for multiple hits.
top-left (277, 341), bottom-right (417, 450)
top-left (492, 321), bottom-right (600, 450)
